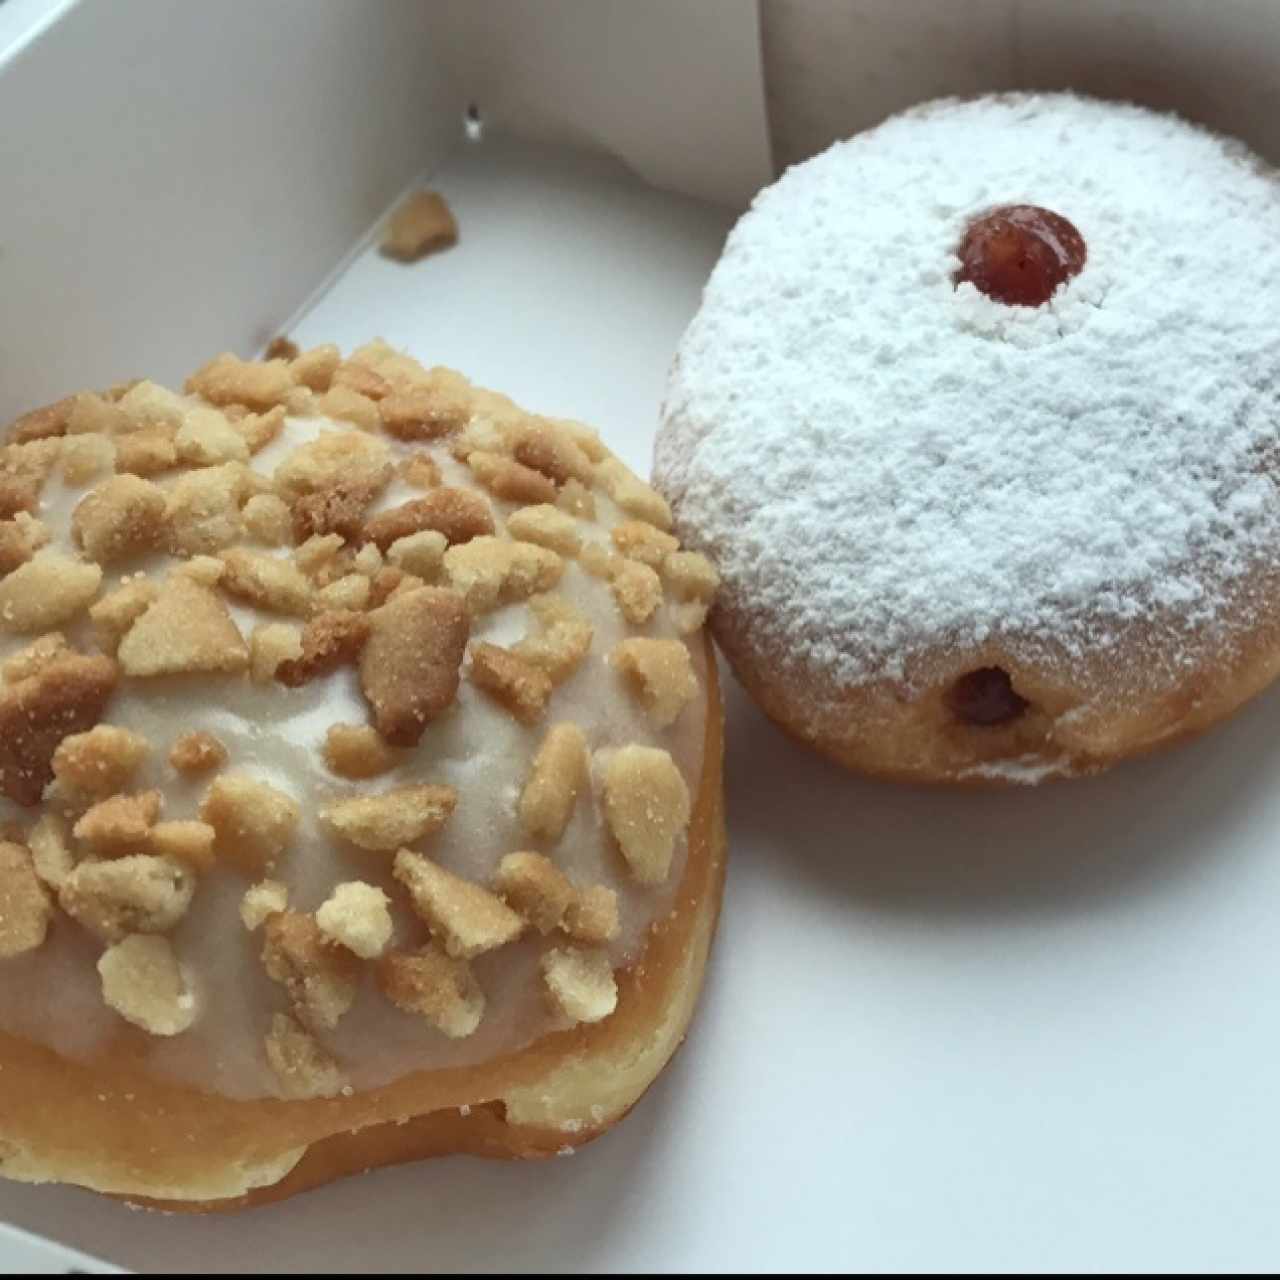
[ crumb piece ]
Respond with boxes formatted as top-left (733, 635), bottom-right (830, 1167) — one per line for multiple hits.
top-left (353, 542), bottom-right (384, 576)
top-left (168, 730), bottom-right (227, 775)
top-left (398, 451), bottom-right (441, 489)
top-left (61, 433), bottom-right (118, 485)
top-left (611, 520), bottom-right (678, 567)
top-left (242, 493), bottom-right (292, 546)
top-left (332, 361), bottom-right (392, 401)
top-left (0, 476), bottom-right (39, 524)
top-left (443, 537), bottom-right (563, 614)
top-left (469, 643), bottom-right (553, 723)
top-left (367, 566), bottom-right (405, 608)
top-left (274, 431), bottom-right (391, 501)
top-left (365, 488), bottom-right (494, 550)
top-left (28, 814), bottom-right (74, 890)
top-left (595, 458), bottom-right (672, 530)
top-left (218, 547), bottom-right (314, 616)
top-left (249, 622), bottom-right (303, 684)
top-left (262, 910), bottom-right (361, 1031)
top-left (274, 609), bottom-right (370, 687)
top-left (386, 571), bottom-right (428, 602)
top-left (377, 945), bottom-right (483, 1038)
top-left (148, 820), bottom-right (216, 873)
top-left (235, 405), bottom-right (286, 454)
top-left (393, 849), bottom-right (523, 958)
top-left (291, 478), bottom-right (379, 544)
top-left (59, 855), bottom-right (194, 942)
top-left (265, 1012), bottom-right (347, 1099)
top-left (117, 575), bottom-right (248, 676)
top-left (315, 385), bottom-right (380, 432)
top-left (564, 884), bottom-right (621, 945)
top-left (0, 516), bottom-right (42, 578)
top-left (602, 745), bottom-right (691, 885)
top-left (449, 422), bottom-right (503, 465)
top-left (380, 379), bottom-right (471, 442)
top-left (2, 632), bottom-right (68, 683)
top-left (467, 450), bottom-right (557, 504)
top-left (494, 852), bottom-right (575, 935)
top-left (662, 550), bottom-right (719, 632)
top-left (118, 380), bottom-right (187, 429)
top-left (320, 724), bottom-right (395, 780)
top-left (541, 947), bottom-right (617, 1025)
top-left (610, 559), bottom-right (662, 624)
top-left (553, 419), bottom-right (609, 463)
top-left (0, 553), bottom-right (102, 633)
top-left (186, 353), bottom-right (296, 411)
top-left (579, 542), bottom-right (619, 580)
top-left (292, 531), bottom-right (346, 580)
top-left (2, 437), bottom-right (63, 486)
top-left (65, 392), bottom-right (132, 437)
top-left (611, 638), bottom-right (697, 727)
top-left (165, 461), bottom-right (248, 555)
top-left (73, 790), bottom-right (162, 855)
top-left (0, 651), bottom-right (118, 806)
top-left (240, 878), bottom-right (288, 930)
top-left (264, 336), bottom-right (300, 361)
top-left (360, 586), bottom-right (469, 746)
top-left (315, 881), bottom-right (393, 958)
top-left (512, 594), bottom-right (593, 684)
top-left (519, 723), bottom-right (588, 842)
top-left (52, 724), bottom-right (149, 796)
top-left (114, 424), bottom-right (178, 477)
top-left (317, 572), bottom-right (371, 612)
top-left (88, 578), bottom-right (157, 655)
top-left (511, 419), bottom-right (595, 486)
top-left (0, 842), bottom-right (51, 957)
top-left (386, 529), bottom-right (447, 581)
top-left (176, 406), bottom-right (250, 465)
top-left (382, 191), bottom-right (458, 261)
top-left (8, 397), bottom-right (72, 443)
top-left (98, 935), bottom-right (196, 1036)
top-left (200, 773), bottom-right (300, 874)
top-left (348, 340), bottom-right (421, 378)
top-left (173, 553), bottom-right (225, 587)
top-left (506, 504), bottom-right (581, 556)
top-left (71, 475), bottom-right (166, 563)
top-left (291, 344), bottom-right (341, 392)
top-left (322, 784), bottom-right (456, 851)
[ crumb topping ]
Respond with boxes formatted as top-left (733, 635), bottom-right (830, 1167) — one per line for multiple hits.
top-left (519, 723), bottom-right (588, 843)
top-left (601, 745), bottom-right (692, 885)
top-left (0, 343), bottom-right (711, 1079)
top-left (98, 934), bottom-right (196, 1036)
top-left (393, 849), bottom-right (524, 959)
top-left (261, 910), bottom-right (361, 1031)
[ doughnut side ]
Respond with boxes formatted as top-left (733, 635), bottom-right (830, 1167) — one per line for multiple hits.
top-left (0, 640), bottom-right (724, 1207)
top-left (712, 589), bottom-right (1280, 784)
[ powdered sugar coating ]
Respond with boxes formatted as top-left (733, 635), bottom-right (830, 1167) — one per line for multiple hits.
top-left (656, 94), bottom-right (1280, 699)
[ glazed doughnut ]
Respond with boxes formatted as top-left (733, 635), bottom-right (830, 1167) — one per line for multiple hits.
top-left (655, 93), bottom-right (1280, 784)
top-left (0, 342), bottom-right (724, 1208)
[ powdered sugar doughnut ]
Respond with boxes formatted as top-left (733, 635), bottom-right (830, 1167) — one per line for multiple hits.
top-left (655, 93), bottom-right (1280, 784)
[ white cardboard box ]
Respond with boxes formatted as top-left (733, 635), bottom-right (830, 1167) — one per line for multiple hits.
top-left (6, 0), bottom-right (1280, 1272)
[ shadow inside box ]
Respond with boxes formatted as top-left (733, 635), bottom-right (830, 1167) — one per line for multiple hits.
top-left (721, 671), bottom-right (1280, 919)
top-left (0, 1040), bottom-right (686, 1273)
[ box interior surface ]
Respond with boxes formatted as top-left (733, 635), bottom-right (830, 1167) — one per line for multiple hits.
top-left (7, 0), bottom-right (1280, 1273)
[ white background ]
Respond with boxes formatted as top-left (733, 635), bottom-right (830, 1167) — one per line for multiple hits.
top-left (5, 1), bottom-right (1280, 1272)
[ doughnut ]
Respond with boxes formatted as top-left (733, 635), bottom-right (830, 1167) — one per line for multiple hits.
top-left (0, 341), bottom-right (724, 1208)
top-left (654, 93), bottom-right (1280, 784)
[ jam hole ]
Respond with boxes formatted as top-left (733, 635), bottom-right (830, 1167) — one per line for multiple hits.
top-left (954, 204), bottom-right (1086, 307)
top-left (947, 667), bottom-right (1029, 727)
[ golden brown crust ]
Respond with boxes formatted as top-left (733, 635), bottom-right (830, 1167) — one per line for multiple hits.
top-left (711, 592), bottom-right (1280, 783)
top-left (0, 639), bottom-right (724, 1208)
